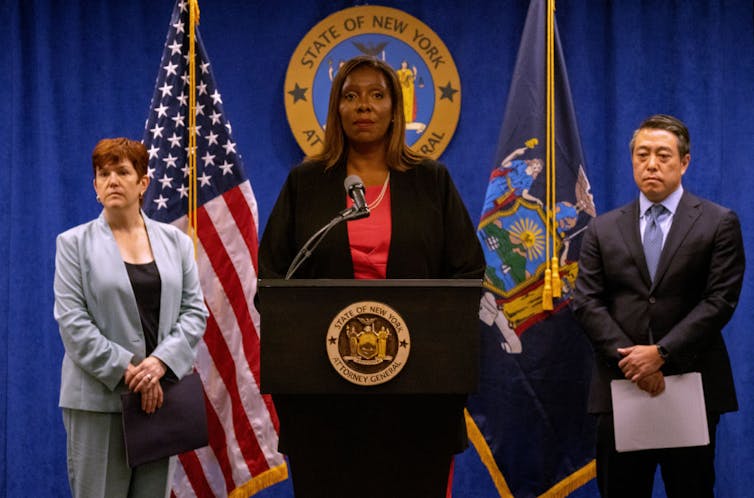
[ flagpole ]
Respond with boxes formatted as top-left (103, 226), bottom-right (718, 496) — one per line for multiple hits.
top-left (549, 0), bottom-right (562, 299)
top-left (542, 0), bottom-right (555, 310)
top-left (188, 0), bottom-right (200, 256)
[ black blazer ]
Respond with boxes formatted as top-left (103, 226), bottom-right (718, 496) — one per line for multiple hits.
top-left (258, 159), bottom-right (485, 454)
top-left (572, 191), bottom-right (745, 414)
top-left (259, 158), bottom-right (484, 280)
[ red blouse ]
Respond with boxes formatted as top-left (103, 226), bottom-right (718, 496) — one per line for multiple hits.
top-left (346, 184), bottom-right (392, 279)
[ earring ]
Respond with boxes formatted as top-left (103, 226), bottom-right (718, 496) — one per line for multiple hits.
top-left (96, 195), bottom-right (101, 204)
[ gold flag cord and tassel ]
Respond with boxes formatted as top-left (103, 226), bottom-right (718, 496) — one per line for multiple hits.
top-left (548, 0), bottom-right (562, 301)
top-left (187, 0), bottom-right (201, 256)
top-left (542, 0), bottom-right (560, 310)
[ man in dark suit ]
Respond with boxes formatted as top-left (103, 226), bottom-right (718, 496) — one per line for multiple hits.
top-left (572, 114), bottom-right (745, 498)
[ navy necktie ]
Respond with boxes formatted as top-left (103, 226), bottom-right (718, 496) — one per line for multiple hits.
top-left (643, 204), bottom-right (666, 282)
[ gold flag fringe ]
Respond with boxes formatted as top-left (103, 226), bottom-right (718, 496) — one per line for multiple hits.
top-left (228, 463), bottom-right (289, 498)
top-left (466, 409), bottom-right (596, 498)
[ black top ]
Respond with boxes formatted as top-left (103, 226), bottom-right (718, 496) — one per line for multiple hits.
top-left (124, 261), bottom-right (161, 356)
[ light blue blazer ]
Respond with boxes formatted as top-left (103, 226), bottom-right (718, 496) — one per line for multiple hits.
top-left (54, 211), bottom-right (208, 412)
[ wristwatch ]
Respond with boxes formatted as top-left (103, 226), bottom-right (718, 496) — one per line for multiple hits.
top-left (656, 344), bottom-right (669, 361)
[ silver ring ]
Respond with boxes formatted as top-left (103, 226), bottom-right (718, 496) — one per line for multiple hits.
top-left (146, 374), bottom-right (153, 381)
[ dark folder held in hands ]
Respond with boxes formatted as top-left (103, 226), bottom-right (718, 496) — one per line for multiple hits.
top-left (120, 371), bottom-right (209, 468)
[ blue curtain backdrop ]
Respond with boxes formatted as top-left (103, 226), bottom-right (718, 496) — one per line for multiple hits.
top-left (2, 1), bottom-right (753, 497)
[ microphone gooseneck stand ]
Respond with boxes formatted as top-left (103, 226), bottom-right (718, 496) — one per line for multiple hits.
top-left (285, 174), bottom-right (371, 279)
top-left (284, 205), bottom-right (369, 280)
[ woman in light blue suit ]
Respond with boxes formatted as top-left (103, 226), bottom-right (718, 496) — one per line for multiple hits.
top-left (53, 138), bottom-right (208, 498)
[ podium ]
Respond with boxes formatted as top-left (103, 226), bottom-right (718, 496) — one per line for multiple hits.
top-left (258, 279), bottom-right (481, 395)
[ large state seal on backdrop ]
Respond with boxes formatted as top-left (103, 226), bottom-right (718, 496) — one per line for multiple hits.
top-left (284, 5), bottom-right (461, 159)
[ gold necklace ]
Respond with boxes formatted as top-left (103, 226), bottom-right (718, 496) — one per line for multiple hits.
top-left (367, 172), bottom-right (391, 210)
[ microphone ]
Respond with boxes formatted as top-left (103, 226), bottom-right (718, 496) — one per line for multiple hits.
top-left (344, 175), bottom-right (369, 215)
top-left (284, 174), bottom-right (371, 279)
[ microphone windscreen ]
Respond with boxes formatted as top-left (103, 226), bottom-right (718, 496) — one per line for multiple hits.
top-left (343, 175), bottom-right (364, 191)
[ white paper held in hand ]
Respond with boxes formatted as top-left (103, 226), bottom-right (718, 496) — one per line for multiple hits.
top-left (610, 372), bottom-right (709, 452)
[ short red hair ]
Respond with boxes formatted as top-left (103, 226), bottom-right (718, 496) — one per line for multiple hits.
top-left (91, 138), bottom-right (149, 178)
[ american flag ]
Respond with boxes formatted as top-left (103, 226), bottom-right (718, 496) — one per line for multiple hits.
top-left (141, 1), bottom-right (287, 496)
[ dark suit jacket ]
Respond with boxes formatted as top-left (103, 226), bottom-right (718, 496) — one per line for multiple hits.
top-left (572, 191), bottom-right (745, 414)
top-left (258, 159), bottom-right (485, 454)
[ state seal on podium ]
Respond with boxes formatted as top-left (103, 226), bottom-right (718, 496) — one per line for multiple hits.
top-left (326, 301), bottom-right (410, 386)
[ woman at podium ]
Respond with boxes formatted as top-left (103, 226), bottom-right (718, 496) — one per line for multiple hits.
top-left (260, 56), bottom-right (484, 498)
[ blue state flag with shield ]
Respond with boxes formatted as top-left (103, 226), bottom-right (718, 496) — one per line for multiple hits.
top-left (465, 0), bottom-right (598, 496)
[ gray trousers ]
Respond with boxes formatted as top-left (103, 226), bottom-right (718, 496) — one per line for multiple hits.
top-left (62, 408), bottom-right (174, 498)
